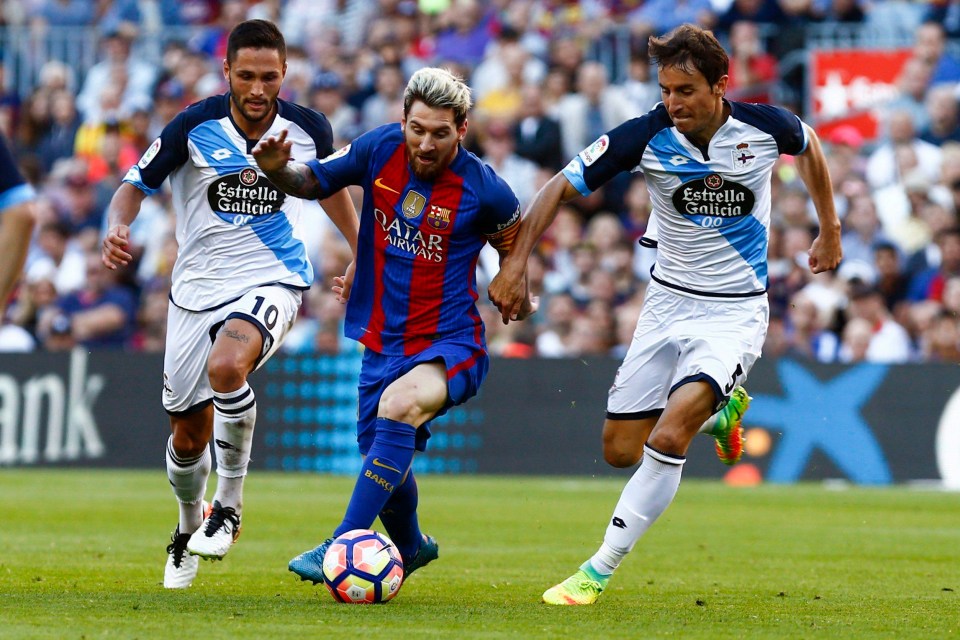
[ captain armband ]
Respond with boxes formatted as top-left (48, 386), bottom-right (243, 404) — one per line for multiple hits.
top-left (486, 217), bottom-right (521, 251)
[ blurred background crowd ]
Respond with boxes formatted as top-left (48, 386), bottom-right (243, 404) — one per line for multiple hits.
top-left (1, 0), bottom-right (960, 365)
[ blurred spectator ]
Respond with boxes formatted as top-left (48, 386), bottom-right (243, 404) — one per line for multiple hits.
top-left (360, 64), bottom-right (405, 130)
top-left (628, 0), bottom-right (714, 39)
top-left (843, 281), bottom-right (913, 363)
top-left (479, 120), bottom-right (540, 208)
top-left (924, 0), bottom-right (960, 39)
top-left (884, 57), bottom-right (933, 133)
top-left (28, 0), bottom-right (94, 27)
top-left (471, 26), bottom-right (546, 103)
top-left (717, 0), bottom-right (788, 33)
top-left (75, 25), bottom-right (157, 124)
top-left (783, 289), bottom-right (839, 361)
top-left (865, 109), bottom-right (942, 190)
top-left (838, 316), bottom-right (873, 363)
top-left (908, 226), bottom-right (960, 302)
top-left (725, 20), bottom-right (778, 103)
top-left (621, 51), bottom-right (660, 115)
top-left (37, 88), bottom-right (80, 174)
top-left (511, 83), bottom-right (563, 172)
top-left (37, 252), bottom-right (138, 350)
top-left (872, 241), bottom-right (910, 313)
top-left (190, 0), bottom-right (248, 60)
top-left (474, 40), bottom-right (532, 123)
top-left (46, 160), bottom-right (102, 243)
top-left (840, 193), bottom-right (891, 276)
top-left (920, 308), bottom-right (960, 362)
top-left (536, 292), bottom-right (577, 357)
top-left (815, 0), bottom-right (866, 24)
top-left (308, 71), bottom-right (359, 147)
top-left (912, 20), bottom-right (960, 88)
top-left (919, 84), bottom-right (960, 146)
top-left (555, 61), bottom-right (637, 160)
top-left (432, 0), bottom-right (494, 67)
top-left (25, 219), bottom-right (85, 294)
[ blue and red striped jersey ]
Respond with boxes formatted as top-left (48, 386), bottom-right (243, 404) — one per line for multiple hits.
top-left (306, 123), bottom-right (521, 356)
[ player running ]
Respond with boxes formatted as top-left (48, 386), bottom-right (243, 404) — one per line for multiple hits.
top-left (101, 20), bottom-right (358, 589)
top-left (254, 67), bottom-right (537, 584)
top-left (488, 24), bottom-right (842, 605)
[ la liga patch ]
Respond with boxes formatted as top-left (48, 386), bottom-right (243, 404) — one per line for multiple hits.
top-left (579, 135), bottom-right (609, 166)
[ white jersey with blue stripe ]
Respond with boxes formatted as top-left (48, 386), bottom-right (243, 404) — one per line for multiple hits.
top-left (563, 100), bottom-right (807, 299)
top-left (124, 94), bottom-right (334, 311)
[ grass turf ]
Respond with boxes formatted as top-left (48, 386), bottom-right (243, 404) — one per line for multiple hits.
top-left (0, 470), bottom-right (957, 639)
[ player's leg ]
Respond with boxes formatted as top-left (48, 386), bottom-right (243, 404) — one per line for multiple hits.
top-left (190, 286), bottom-right (301, 560)
top-left (543, 381), bottom-right (716, 605)
top-left (164, 410), bottom-right (212, 589)
top-left (692, 299), bottom-right (765, 465)
top-left (601, 417), bottom-right (658, 468)
top-left (161, 303), bottom-right (216, 588)
top-left (288, 360), bottom-right (447, 583)
top-left (334, 361), bottom-right (446, 537)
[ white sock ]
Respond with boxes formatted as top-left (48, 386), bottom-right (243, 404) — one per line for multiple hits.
top-left (589, 444), bottom-right (685, 575)
top-left (211, 383), bottom-right (256, 516)
top-left (166, 436), bottom-right (211, 534)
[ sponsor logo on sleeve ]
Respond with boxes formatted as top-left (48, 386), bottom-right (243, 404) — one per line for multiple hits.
top-left (318, 144), bottom-right (351, 164)
top-left (578, 134), bottom-right (609, 166)
top-left (138, 138), bottom-right (162, 169)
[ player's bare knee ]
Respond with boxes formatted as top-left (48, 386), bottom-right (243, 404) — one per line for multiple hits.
top-left (378, 391), bottom-right (420, 424)
top-left (207, 354), bottom-right (247, 392)
top-left (170, 430), bottom-right (207, 457)
top-left (647, 430), bottom-right (690, 458)
top-left (603, 445), bottom-right (641, 468)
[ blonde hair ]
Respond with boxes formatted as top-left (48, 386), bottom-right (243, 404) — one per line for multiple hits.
top-left (403, 67), bottom-right (472, 126)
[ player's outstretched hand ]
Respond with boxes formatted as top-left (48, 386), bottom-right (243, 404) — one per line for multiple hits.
top-left (252, 129), bottom-right (292, 174)
top-left (102, 224), bottom-right (132, 270)
top-left (488, 263), bottom-right (527, 324)
top-left (333, 260), bottom-right (355, 304)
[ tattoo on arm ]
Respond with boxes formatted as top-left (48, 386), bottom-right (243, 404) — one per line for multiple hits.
top-left (222, 328), bottom-right (250, 344)
top-left (265, 164), bottom-right (323, 200)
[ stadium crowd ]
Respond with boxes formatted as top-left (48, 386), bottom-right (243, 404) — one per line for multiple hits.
top-left (1, 0), bottom-right (959, 364)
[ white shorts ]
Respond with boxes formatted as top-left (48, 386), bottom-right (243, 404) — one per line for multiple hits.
top-left (607, 281), bottom-right (769, 418)
top-left (162, 285), bottom-right (303, 414)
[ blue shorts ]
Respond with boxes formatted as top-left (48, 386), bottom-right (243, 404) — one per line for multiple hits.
top-left (356, 340), bottom-right (489, 455)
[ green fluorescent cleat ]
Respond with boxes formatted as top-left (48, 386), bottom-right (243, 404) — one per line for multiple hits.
top-left (542, 570), bottom-right (605, 605)
top-left (711, 386), bottom-right (751, 466)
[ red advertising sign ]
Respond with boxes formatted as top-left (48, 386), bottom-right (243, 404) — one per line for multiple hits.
top-left (809, 48), bottom-right (913, 142)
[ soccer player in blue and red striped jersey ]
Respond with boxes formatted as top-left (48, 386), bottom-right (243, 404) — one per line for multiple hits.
top-left (255, 67), bottom-right (538, 583)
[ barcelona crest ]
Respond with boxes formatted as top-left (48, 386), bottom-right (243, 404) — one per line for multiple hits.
top-left (426, 205), bottom-right (452, 230)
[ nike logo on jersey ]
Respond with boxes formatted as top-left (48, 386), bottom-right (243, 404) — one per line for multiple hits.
top-left (372, 458), bottom-right (401, 473)
top-left (374, 178), bottom-right (401, 195)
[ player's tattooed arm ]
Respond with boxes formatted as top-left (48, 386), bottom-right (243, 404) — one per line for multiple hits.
top-left (253, 129), bottom-right (324, 200)
top-left (264, 163), bottom-right (324, 200)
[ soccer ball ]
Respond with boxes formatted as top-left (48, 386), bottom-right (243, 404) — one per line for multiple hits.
top-left (322, 529), bottom-right (405, 604)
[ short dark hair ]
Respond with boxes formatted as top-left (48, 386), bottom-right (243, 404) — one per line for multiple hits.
top-left (647, 24), bottom-right (728, 86)
top-left (226, 19), bottom-right (286, 64)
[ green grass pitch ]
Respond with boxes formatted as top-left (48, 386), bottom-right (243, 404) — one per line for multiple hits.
top-left (1, 470), bottom-right (958, 639)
